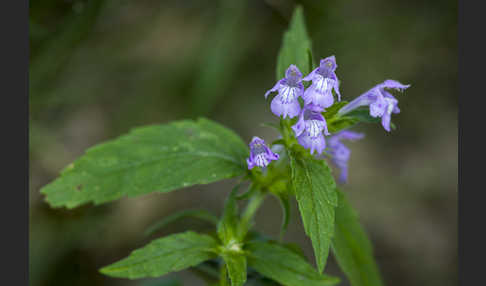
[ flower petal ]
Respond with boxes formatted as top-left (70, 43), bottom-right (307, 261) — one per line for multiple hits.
top-left (286, 64), bottom-right (303, 79)
top-left (369, 95), bottom-right (387, 118)
top-left (381, 97), bottom-right (398, 132)
top-left (334, 130), bottom-right (365, 141)
top-left (271, 94), bottom-right (301, 118)
top-left (320, 55), bottom-right (337, 71)
top-left (298, 133), bottom-right (326, 155)
top-left (302, 67), bottom-right (319, 82)
top-left (302, 86), bottom-right (334, 110)
top-left (291, 111), bottom-right (306, 137)
top-left (338, 89), bottom-right (378, 115)
top-left (334, 79), bottom-right (342, 102)
top-left (265, 81), bottom-right (281, 99)
top-left (378, 79), bottom-right (410, 91)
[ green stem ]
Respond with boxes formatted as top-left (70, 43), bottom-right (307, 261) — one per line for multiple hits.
top-left (238, 189), bottom-right (267, 239)
top-left (220, 262), bottom-right (228, 286)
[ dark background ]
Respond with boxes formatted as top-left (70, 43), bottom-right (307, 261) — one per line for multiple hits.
top-left (29, 0), bottom-right (457, 285)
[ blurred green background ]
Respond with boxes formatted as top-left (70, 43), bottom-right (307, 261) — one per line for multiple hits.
top-left (29, 0), bottom-right (457, 285)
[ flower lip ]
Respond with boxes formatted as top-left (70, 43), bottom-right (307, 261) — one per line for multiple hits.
top-left (292, 106), bottom-right (330, 139)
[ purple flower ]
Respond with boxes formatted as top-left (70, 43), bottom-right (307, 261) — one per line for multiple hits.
top-left (292, 106), bottom-right (330, 155)
top-left (265, 65), bottom-right (304, 119)
top-left (301, 55), bottom-right (341, 111)
top-left (326, 130), bottom-right (364, 183)
top-left (297, 133), bottom-right (327, 155)
top-left (246, 136), bottom-right (280, 170)
top-left (338, 79), bottom-right (410, 132)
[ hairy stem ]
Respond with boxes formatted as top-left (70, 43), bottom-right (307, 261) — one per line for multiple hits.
top-left (238, 189), bottom-right (267, 239)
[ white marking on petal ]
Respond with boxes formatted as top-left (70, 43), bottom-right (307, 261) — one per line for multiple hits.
top-left (255, 154), bottom-right (269, 167)
top-left (313, 75), bottom-right (335, 95)
top-left (279, 85), bottom-right (299, 103)
top-left (306, 120), bottom-right (324, 138)
top-left (384, 97), bottom-right (396, 115)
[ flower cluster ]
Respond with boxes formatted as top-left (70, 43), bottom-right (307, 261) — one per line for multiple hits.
top-left (246, 55), bottom-right (409, 183)
top-left (265, 56), bottom-right (340, 155)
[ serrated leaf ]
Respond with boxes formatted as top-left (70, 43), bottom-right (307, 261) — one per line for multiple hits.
top-left (276, 5), bottom-right (313, 80)
top-left (40, 118), bottom-right (249, 209)
top-left (144, 209), bottom-right (218, 237)
top-left (331, 190), bottom-right (384, 286)
top-left (221, 252), bottom-right (247, 286)
top-left (218, 186), bottom-right (240, 245)
top-left (289, 154), bottom-right (337, 273)
top-left (100, 231), bottom-right (218, 279)
top-left (246, 241), bottom-right (340, 286)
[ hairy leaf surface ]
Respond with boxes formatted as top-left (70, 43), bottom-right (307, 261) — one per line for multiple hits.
top-left (246, 241), bottom-right (340, 286)
top-left (218, 186), bottom-right (240, 245)
top-left (221, 252), bottom-right (247, 286)
top-left (100, 231), bottom-right (218, 279)
top-left (41, 118), bottom-right (248, 208)
top-left (290, 154), bottom-right (337, 273)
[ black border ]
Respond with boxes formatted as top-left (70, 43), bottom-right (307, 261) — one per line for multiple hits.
top-left (1, 0), bottom-right (29, 285)
top-left (459, 0), bottom-right (484, 285)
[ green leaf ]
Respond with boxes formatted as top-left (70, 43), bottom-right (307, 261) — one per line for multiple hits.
top-left (325, 105), bottom-right (396, 133)
top-left (144, 209), bottom-right (218, 237)
top-left (323, 101), bottom-right (349, 121)
top-left (237, 189), bottom-right (266, 241)
top-left (221, 252), bottom-right (247, 286)
top-left (246, 241), bottom-right (340, 286)
top-left (281, 242), bottom-right (307, 260)
top-left (346, 109), bottom-right (381, 124)
top-left (276, 5), bottom-right (313, 80)
top-left (327, 117), bottom-right (360, 133)
top-left (331, 190), bottom-right (385, 286)
top-left (218, 186), bottom-right (240, 245)
top-left (100, 231), bottom-right (218, 279)
top-left (40, 118), bottom-right (249, 209)
top-left (289, 154), bottom-right (337, 273)
top-left (274, 192), bottom-right (290, 241)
